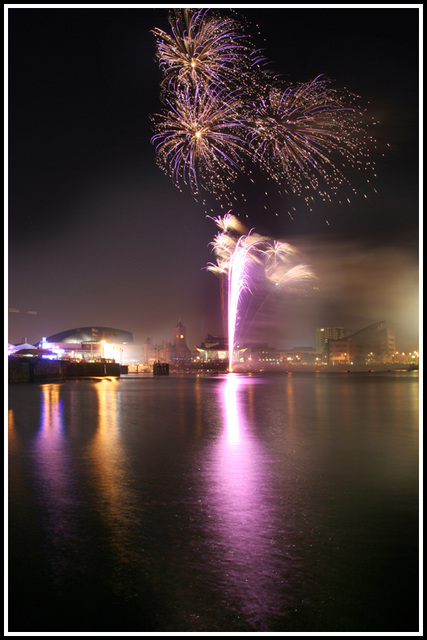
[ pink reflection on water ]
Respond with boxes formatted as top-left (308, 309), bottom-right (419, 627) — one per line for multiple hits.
top-left (203, 374), bottom-right (295, 629)
top-left (36, 385), bottom-right (69, 518)
top-left (35, 384), bottom-right (78, 580)
top-left (222, 372), bottom-right (242, 446)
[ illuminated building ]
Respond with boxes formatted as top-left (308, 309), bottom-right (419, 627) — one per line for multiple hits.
top-left (173, 321), bottom-right (191, 363)
top-left (328, 321), bottom-right (396, 364)
top-left (38, 326), bottom-right (135, 363)
top-left (279, 346), bottom-right (320, 365)
top-left (329, 340), bottom-right (352, 365)
top-left (316, 327), bottom-right (345, 356)
top-left (195, 334), bottom-right (228, 363)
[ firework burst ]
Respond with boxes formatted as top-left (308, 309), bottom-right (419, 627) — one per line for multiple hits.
top-left (246, 75), bottom-right (376, 199)
top-left (150, 8), bottom-right (378, 217)
top-left (151, 84), bottom-right (248, 195)
top-left (152, 8), bottom-right (254, 92)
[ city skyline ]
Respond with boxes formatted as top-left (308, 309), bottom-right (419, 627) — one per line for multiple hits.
top-left (8, 317), bottom-right (411, 366)
top-left (7, 6), bottom-right (420, 352)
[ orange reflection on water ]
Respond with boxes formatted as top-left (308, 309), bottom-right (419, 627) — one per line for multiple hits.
top-left (88, 379), bottom-right (135, 563)
top-left (8, 409), bottom-right (16, 446)
top-left (194, 375), bottom-right (202, 436)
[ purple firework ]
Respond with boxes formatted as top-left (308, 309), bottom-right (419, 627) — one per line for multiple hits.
top-left (152, 8), bottom-right (254, 92)
top-left (150, 84), bottom-right (249, 196)
top-left (247, 75), bottom-right (376, 199)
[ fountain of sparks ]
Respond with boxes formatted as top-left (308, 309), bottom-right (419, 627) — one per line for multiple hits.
top-left (227, 234), bottom-right (261, 372)
top-left (207, 213), bottom-right (316, 372)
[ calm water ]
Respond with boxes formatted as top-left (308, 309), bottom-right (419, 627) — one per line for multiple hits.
top-left (8, 371), bottom-right (420, 632)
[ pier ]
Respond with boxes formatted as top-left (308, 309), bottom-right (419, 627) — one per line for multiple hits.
top-left (8, 358), bottom-right (124, 382)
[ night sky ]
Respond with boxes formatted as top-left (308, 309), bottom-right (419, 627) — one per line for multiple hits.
top-left (7, 5), bottom-right (420, 352)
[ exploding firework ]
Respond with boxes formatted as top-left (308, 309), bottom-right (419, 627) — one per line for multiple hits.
top-left (207, 214), bottom-right (316, 371)
top-left (151, 84), bottom-right (248, 196)
top-left (152, 8), bottom-right (254, 92)
top-left (246, 75), bottom-right (376, 201)
top-left (151, 9), bottom-right (377, 214)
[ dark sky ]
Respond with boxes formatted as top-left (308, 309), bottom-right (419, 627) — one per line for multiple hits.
top-left (7, 5), bottom-right (420, 351)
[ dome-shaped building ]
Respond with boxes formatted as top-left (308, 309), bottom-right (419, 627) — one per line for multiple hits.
top-left (43, 327), bottom-right (133, 344)
top-left (39, 327), bottom-right (134, 362)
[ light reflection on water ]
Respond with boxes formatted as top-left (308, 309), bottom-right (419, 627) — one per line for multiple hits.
top-left (33, 384), bottom-right (79, 584)
top-left (200, 373), bottom-right (298, 629)
top-left (88, 379), bottom-right (133, 553)
top-left (8, 372), bottom-right (419, 632)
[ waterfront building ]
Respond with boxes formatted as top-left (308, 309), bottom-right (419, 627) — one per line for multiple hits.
top-left (173, 321), bottom-right (192, 364)
top-left (195, 334), bottom-right (228, 363)
top-left (8, 341), bottom-right (38, 356)
top-left (141, 321), bottom-right (191, 367)
top-left (141, 337), bottom-right (172, 366)
top-left (37, 326), bottom-right (138, 363)
top-left (328, 339), bottom-right (353, 365)
top-left (237, 343), bottom-right (279, 368)
top-left (328, 321), bottom-right (397, 364)
top-left (316, 327), bottom-right (346, 357)
top-left (279, 346), bottom-right (321, 365)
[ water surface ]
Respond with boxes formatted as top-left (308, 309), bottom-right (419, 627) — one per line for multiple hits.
top-left (8, 371), bottom-right (420, 632)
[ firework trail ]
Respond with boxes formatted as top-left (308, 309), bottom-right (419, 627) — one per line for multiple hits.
top-left (207, 214), bottom-right (316, 371)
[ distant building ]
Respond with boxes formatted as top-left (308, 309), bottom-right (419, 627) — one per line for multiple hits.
top-left (173, 321), bottom-right (191, 363)
top-left (279, 346), bottom-right (320, 365)
top-left (328, 339), bottom-right (352, 365)
top-left (195, 336), bottom-right (283, 369)
top-left (44, 326), bottom-right (133, 345)
top-left (141, 320), bottom-right (191, 367)
top-left (316, 327), bottom-right (345, 356)
top-left (141, 337), bottom-right (170, 366)
top-left (328, 321), bottom-right (396, 364)
top-left (238, 343), bottom-right (279, 367)
top-left (196, 334), bottom-right (228, 362)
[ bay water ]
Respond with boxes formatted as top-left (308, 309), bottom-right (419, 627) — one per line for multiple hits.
top-left (8, 371), bottom-right (420, 632)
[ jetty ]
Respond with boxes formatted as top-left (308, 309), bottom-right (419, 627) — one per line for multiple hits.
top-left (8, 357), bottom-right (126, 383)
